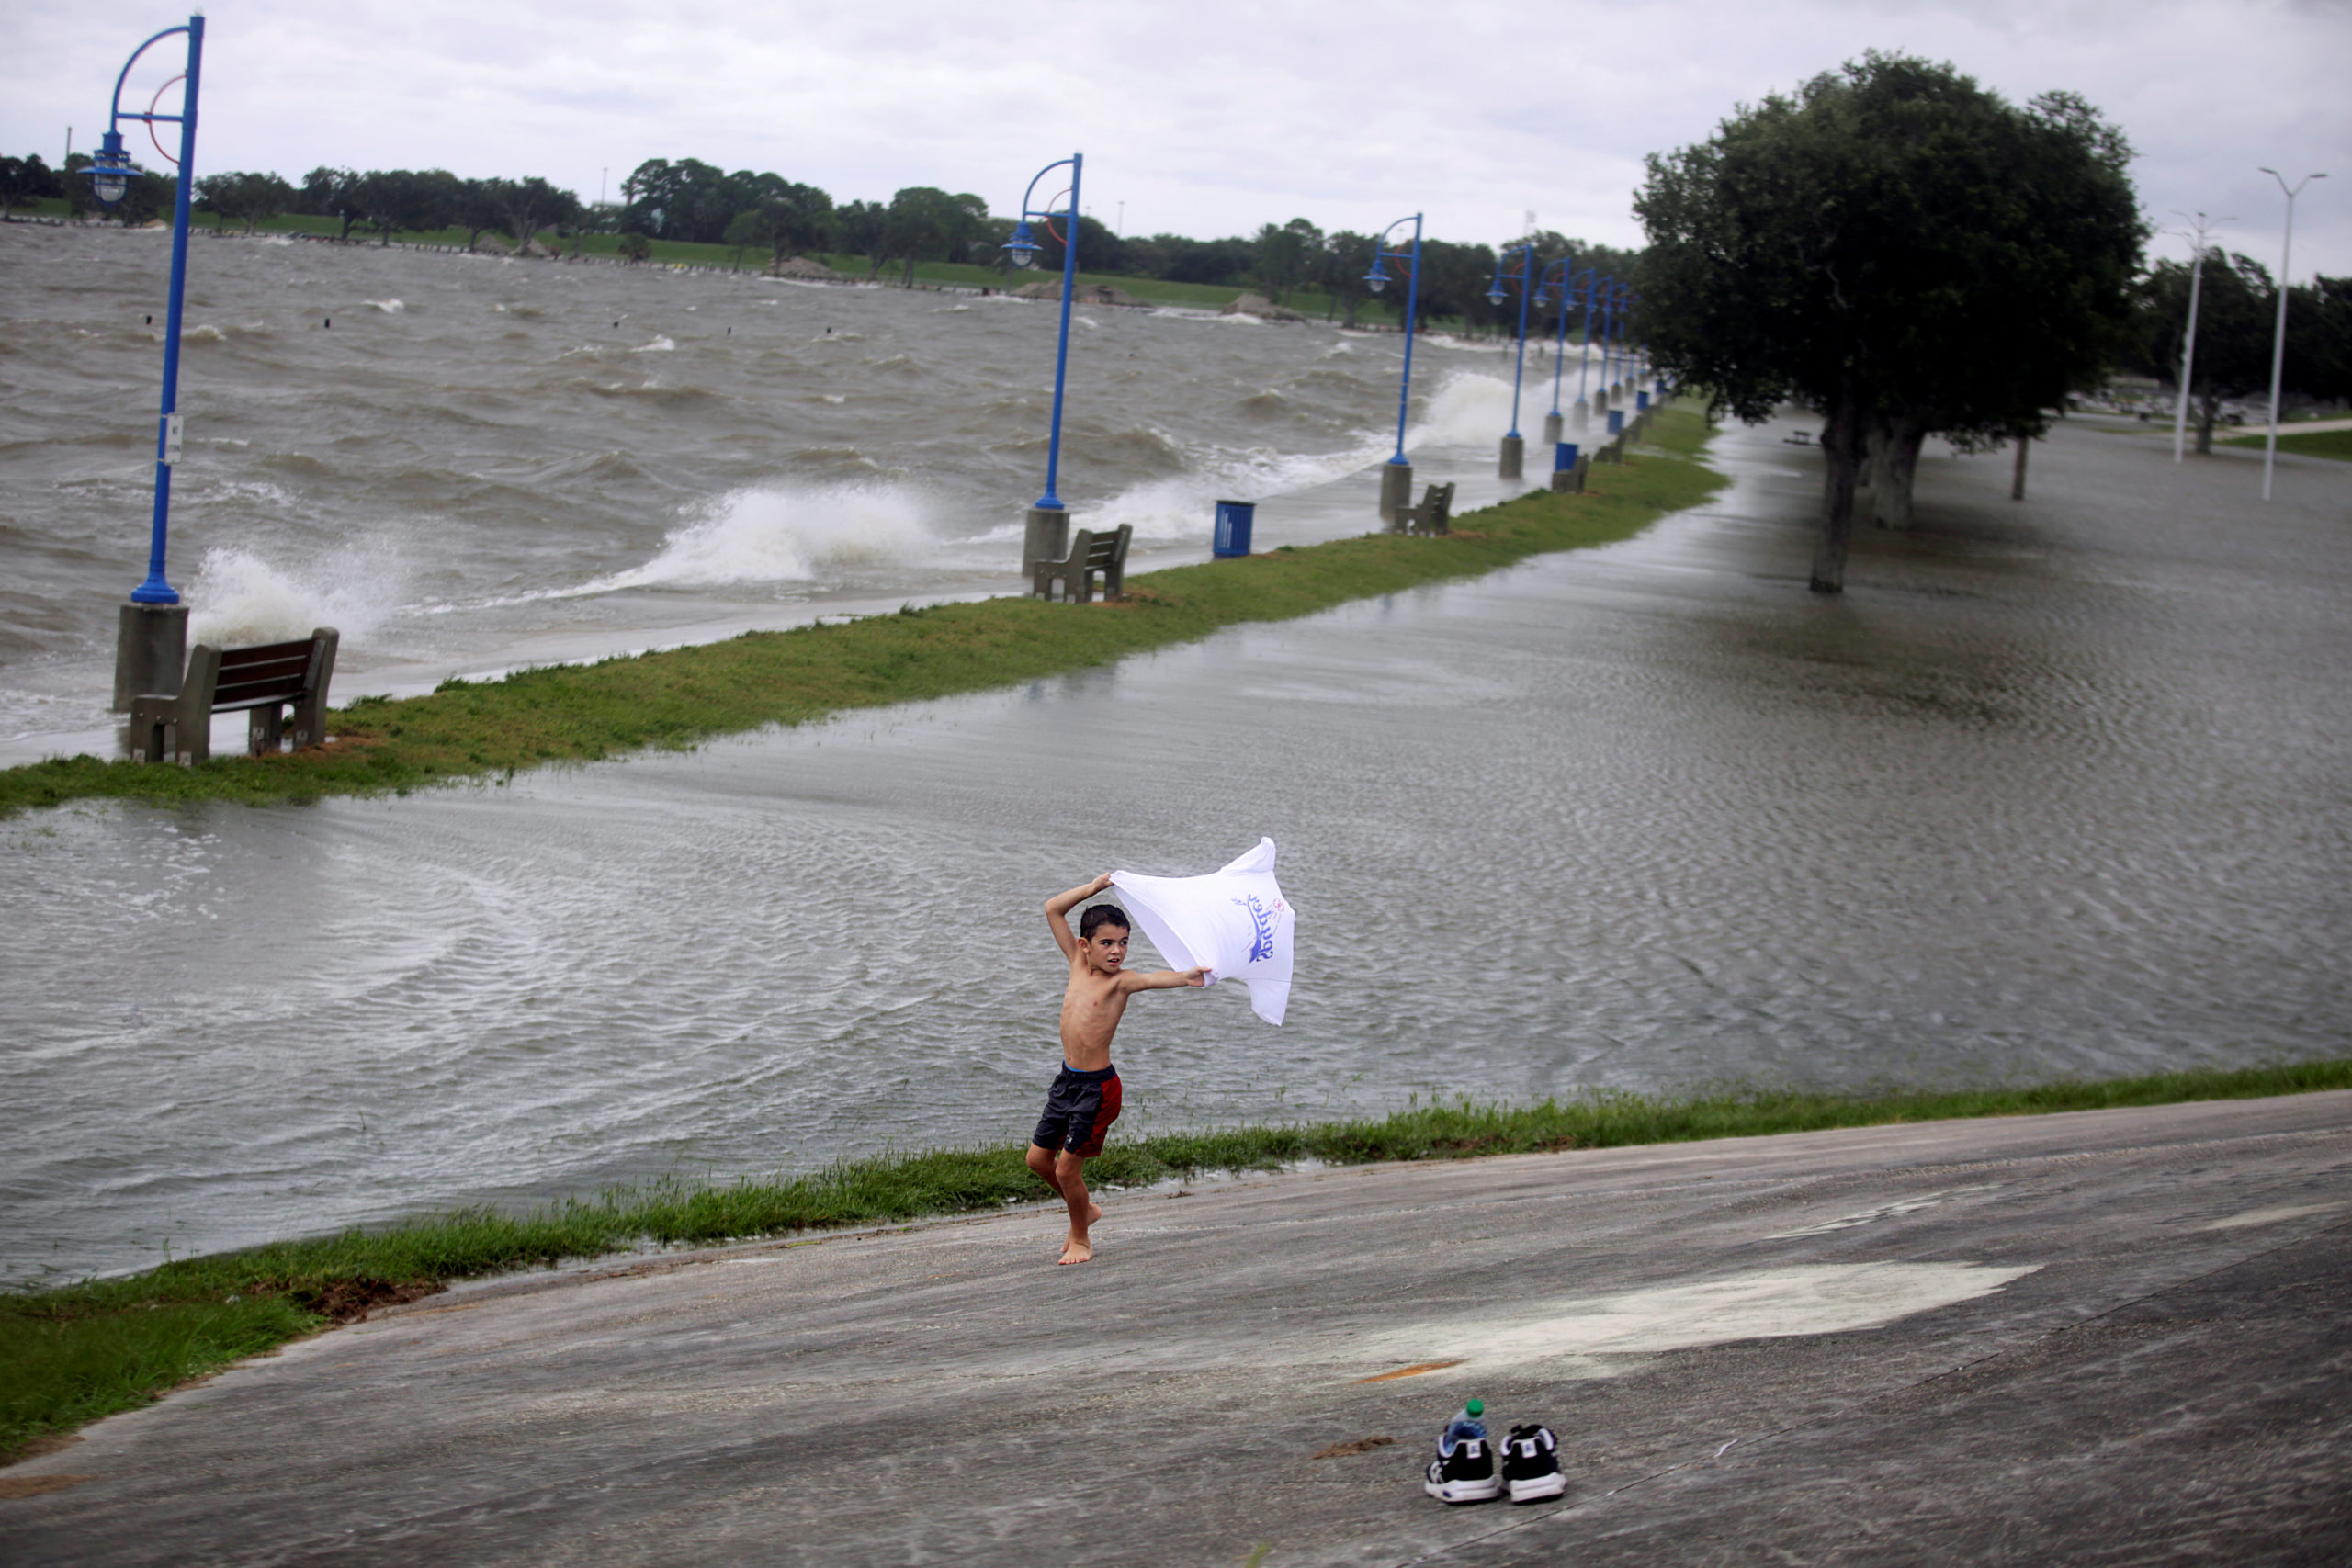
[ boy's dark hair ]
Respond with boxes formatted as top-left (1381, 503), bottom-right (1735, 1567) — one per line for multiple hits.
top-left (1080, 903), bottom-right (1131, 941)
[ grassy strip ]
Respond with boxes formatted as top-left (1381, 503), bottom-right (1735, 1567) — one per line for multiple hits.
top-left (6, 1055), bottom-right (2346, 1462)
top-left (2222, 428), bottom-right (2352, 461)
top-left (1, 410), bottom-right (1720, 818)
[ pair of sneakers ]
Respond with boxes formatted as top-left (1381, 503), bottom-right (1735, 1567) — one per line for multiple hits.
top-left (1422, 1408), bottom-right (1566, 1505)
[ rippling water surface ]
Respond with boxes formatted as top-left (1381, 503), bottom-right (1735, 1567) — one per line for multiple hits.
top-left (4, 227), bottom-right (2346, 1287)
top-left (2, 224), bottom-right (1532, 740)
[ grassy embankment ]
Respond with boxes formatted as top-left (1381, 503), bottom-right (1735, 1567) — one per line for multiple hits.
top-left (2223, 428), bottom-right (2352, 461)
top-left (6, 1056), bottom-right (2347, 1463)
top-left (0, 408), bottom-right (1716, 818)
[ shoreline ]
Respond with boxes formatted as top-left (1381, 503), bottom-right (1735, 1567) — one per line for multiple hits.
top-left (0, 407), bottom-right (1717, 818)
top-left (6, 1055), bottom-right (2348, 1464)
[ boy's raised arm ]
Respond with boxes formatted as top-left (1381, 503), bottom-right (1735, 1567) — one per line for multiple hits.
top-left (1120, 965), bottom-right (1210, 992)
top-left (1045, 873), bottom-right (1114, 958)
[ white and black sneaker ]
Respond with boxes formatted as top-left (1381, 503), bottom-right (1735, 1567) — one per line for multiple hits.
top-left (1423, 1431), bottom-right (1501, 1504)
top-left (1500, 1424), bottom-right (1566, 1503)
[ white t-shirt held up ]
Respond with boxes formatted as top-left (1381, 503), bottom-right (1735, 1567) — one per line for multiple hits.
top-left (1111, 838), bottom-right (1295, 1026)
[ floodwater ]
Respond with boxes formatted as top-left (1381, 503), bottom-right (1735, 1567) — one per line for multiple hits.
top-left (4, 226), bottom-right (2348, 1288)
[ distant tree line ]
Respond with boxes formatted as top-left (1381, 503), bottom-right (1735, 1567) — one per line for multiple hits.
top-left (2123, 257), bottom-right (2352, 449)
top-left (612, 156), bottom-right (1642, 327)
top-left (8, 143), bottom-right (1645, 328)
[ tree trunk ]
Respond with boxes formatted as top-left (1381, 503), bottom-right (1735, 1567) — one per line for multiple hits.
top-left (1862, 416), bottom-right (1889, 498)
top-left (2010, 434), bottom-right (2030, 501)
top-left (2194, 390), bottom-right (2220, 456)
top-left (1874, 419), bottom-right (1925, 530)
top-left (1811, 385), bottom-right (1861, 594)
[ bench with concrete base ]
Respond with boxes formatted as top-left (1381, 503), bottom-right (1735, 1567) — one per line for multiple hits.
top-left (130, 626), bottom-right (339, 765)
top-left (1398, 481), bottom-right (1455, 536)
top-left (1031, 524), bottom-right (1132, 603)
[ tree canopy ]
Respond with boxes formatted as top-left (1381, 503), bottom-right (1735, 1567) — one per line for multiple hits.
top-left (1635, 52), bottom-right (2144, 590)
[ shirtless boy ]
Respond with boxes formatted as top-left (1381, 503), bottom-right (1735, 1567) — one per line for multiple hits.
top-left (1031, 873), bottom-right (1206, 1265)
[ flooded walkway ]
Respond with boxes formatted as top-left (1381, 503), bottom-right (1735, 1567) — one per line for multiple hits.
top-left (3, 414), bottom-right (2347, 1287)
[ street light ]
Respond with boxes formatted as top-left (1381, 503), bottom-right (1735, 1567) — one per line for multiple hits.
top-left (1535, 254), bottom-right (1580, 447)
top-left (1572, 272), bottom-right (1610, 429)
top-left (1363, 212), bottom-right (1424, 525)
top-left (92, 14), bottom-right (205, 714)
top-left (2257, 167), bottom-right (2325, 502)
top-left (1485, 239), bottom-right (1540, 479)
top-left (2167, 211), bottom-right (2228, 465)
top-left (1008, 152), bottom-right (1084, 578)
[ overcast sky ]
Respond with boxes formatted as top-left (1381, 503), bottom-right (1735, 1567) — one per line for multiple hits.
top-left (7, 0), bottom-right (2348, 278)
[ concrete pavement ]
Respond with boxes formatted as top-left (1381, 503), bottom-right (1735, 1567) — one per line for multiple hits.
top-left (5, 1091), bottom-right (2348, 1565)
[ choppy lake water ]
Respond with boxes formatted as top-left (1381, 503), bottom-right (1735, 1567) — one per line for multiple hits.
top-left (1, 223), bottom-right (1541, 745)
top-left (3, 226), bottom-right (2347, 1288)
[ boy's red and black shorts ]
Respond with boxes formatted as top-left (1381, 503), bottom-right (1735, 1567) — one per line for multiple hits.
top-left (1033, 1063), bottom-right (1122, 1158)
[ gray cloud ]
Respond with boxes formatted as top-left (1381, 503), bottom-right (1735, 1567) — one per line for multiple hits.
top-left (6, 0), bottom-right (2346, 272)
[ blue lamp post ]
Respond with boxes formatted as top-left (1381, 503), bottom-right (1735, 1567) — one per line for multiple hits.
top-left (1536, 255), bottom-right (1578, 447)
top-left (1484, 240), bottom-right (1542, 479)
top-left (1363, 212), bottom-right (1423, 525)
top-left (1571, 272), bottom-right (1608, 431)
top-left (1005, 152), bottom-right (1084, 578)
top-left (93, 14), bottom-right (205, 713)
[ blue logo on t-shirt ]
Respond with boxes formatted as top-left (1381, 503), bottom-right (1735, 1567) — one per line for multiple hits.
top-left (1233, 894), bottom-right (1282, 964)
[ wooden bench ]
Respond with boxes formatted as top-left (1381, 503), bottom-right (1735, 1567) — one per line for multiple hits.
top-left (130, 626), bottom-right (339, 765)
top-left (1032, 524), bottom-right (1132, 603)
top-left (1398, 481), bottom-right (1455, 536)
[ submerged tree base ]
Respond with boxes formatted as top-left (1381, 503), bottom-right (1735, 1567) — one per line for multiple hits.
top-left (6, 1055), bottom-right (2348, 1463)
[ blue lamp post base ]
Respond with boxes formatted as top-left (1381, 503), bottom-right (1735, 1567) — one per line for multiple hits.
top-left (1378, 458), bottom-right (1414, 527)
top-left (1022, 504), bottom-right (1069, 579)
top-left (113, 600), bottom-right (188, 714)
top-left (1542, 410), bottom-right (1563, 446)
top-left (1498, 434), bottom-right (1524, 480)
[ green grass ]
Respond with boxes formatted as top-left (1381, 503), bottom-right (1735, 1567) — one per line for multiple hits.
top-left (0, 408), bottom-right (1719, 819)
top-left (6, 1054), bottom-right (2346, 1463)
top-left (2223, 428), bottom-right (2352, 461)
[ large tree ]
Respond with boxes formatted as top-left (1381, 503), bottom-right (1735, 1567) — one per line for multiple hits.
top-left (878, 186), bottom-right (989, 286)
top-left (1635, 53), bottom-right (2143, 591)
top-left (479, 175), bottom-right (580, 255)
top-left (722, 180), bottom-right (833, 274)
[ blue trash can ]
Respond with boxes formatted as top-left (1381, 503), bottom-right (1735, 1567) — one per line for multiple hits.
top-left (1635, 390), bottom-right (1651, 411)
top-left (1606, 409), bottom-right (1625, 435)
top-left (1213, 499), bottom-right (1256, 558)
top-left (1554, 441), bottom-right (1579, 472)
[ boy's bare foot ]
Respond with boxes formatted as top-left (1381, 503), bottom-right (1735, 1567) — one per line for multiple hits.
top-left (1058, 1236), bottom-right (1093, 1266)
top-left (1087, 1201), bottom-right (1103, 1225)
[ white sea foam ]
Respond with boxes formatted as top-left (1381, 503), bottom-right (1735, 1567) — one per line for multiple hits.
top-left (1088, 434), bottom-right (1389, 544)
top-left (1408, 368), bottom-right (1515, 449)
top-left (185, 545), bottom-right (402, 648)
top-left (183, 324), bottom-right (228, 342)
top-left (366, 299), bottom-right (405, 314)
top-left (632, 336), bottom-right (676, 354)
top-left (590, 481), bottom-right (939, 591)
